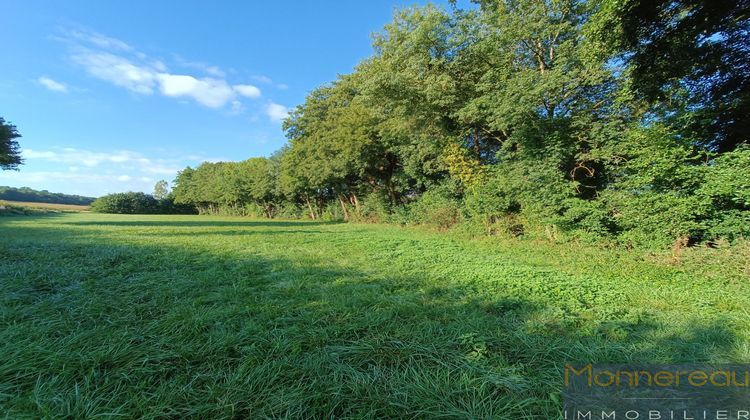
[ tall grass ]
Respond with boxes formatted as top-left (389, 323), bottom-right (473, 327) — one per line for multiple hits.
top-left (0, 214), bottom-right (747, 417)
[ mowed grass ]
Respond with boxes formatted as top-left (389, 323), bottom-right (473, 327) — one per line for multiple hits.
top-left (1, 213), bottom-right (748, 418)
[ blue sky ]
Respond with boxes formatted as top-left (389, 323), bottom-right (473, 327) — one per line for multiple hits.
top-left (0, 1), bottom-right (456, 197)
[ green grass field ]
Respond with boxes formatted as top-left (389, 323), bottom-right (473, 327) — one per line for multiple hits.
top-left (1, 213), bottom-right (748, 418)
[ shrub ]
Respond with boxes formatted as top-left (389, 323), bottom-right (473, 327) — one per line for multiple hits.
top-left (408, 181), bottom-right (462, 229)
top-left (464, 160), bottom-right (573, 238)
top-left (158, 198), bottom-right (197, 215)
top-left (91, 192), bottom-right (196, 215)
top-left (355, 191), bottom-right (393, 223)
top-left (697, 147), bottom-right (750, 242)
top-left (602, 191), bottom-right (708, 247)
top-left (320, 202), bottom-right (345, 222)
top-left (275, 202), bottom-right (304, 219)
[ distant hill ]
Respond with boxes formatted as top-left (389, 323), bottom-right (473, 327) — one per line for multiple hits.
top-left (0, 186), bottom-right (96, 206)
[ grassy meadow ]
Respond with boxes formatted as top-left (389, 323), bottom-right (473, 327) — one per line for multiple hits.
top-left (1, 213), bottom-right (748, 418)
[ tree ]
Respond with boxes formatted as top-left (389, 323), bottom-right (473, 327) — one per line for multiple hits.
top-left (153, 180), bottom-right (170, 200)
top-left (0, 117), bottom-right (22, 170)
top-left (90, 192), bottom-right (159, 214)
top-left (589, 0), bottom-right (750, 152)
top-left (172, 167), bottom-right (196, 206)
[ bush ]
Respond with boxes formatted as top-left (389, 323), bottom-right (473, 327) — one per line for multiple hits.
top-left (91, 192), bottom-right (196, 215)
top-left (355, 191), bottom-right (393, 223)
top-left (697, 147), bottom-right (750, 242)
top-left (274, 202), bottom-right (304, 219)
top-left (464, 160), bottom-right (573, 238)
top-left (158, 198), bottom-right (198, 215)
top-left (408, 181), bottom-right (462, 229)
top-left (602, 191), bottom-right (707, 247)
top-left (320, 202), bottom-right (345, 222)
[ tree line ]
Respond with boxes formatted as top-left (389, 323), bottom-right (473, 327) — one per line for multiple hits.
top-left (0, 186), bottom-right (95, 206)
top-left (111, 0), bottom-right (749, 247)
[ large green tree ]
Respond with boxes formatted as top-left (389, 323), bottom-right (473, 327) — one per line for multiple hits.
top-left (589, 0), bottom-right (750, 152)
top-left (0, 117), bottom-right (22, 170)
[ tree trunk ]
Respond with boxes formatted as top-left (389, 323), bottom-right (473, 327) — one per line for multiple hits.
top-left (338, 194), bottom-right (349, 221)
top-left (351, 193), bottom-right (360, 214)
top-left (473, 128), bottom-right (481, 159)
top-left (387, 181), bottom-right (397, 205)
top-left (304, 195), bottom-right (316, 220)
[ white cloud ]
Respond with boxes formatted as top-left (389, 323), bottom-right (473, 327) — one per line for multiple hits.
top-left (233, 84), bottom-right (261, 99)
top-left (0, 147), bottom-right (226, 196)
top-left (251, 75), bottom-right (273, 84)
top-left (205, 66), bottom-right (224, 77)
top-left (62, 28), bottom-right (271, 110)
top-left (72, 51), bottom-right (157, 94)
top-left (157, 74), bottom-right (236, 108)
top-left (266, 102), bottom-right (289, 122)
top-left (230, 100), bottom-right (243, 114)
top-left (26, 148), bottom-right (133, 167)
top-left (151, 60), bottom-right (168, 72)
top-left (37, 76), bottom-right (68, 92)
top-left (173, 55), bottom-right (226, 77)
top-left (65, 28), bottom-right (133, 51)
top-left (23, 147), bottom-right (179, 175)
top-left (250, 75), bottom-right (288, 90)
top-left (23, 147), bottom-right (224, 175)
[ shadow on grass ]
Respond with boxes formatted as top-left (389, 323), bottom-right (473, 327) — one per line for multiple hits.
top-left (0, 220), bottom-right (742, 418)
top-left (0, 211), bottom-right (72, 219)
top-left (131, 229), bottom-right (329, 238)
top-left (66, 219), bottom-right (342, 228)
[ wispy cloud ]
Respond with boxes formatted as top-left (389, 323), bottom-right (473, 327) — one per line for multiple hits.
top-left (234, 84), bottom-right (262, 99)
top-left (0, 170), bottom-right (157, 196)
top-left (6, 146), bottom-right (228, 196)
top-left (251, 75), bottom-right (273, 84)
top-left (25, 147), bottom-right (182, 175)
top-left (71, 51), bottom-right (157, 94)
top-left (251, 75), bottom-right (288, 90)
top-left (65, 27), bottom-right (133, 51)
top-left (173, 55), bottom-right (227, 78)
top-left (266, 102), bottom-right (289, 122)
top-left (60, 26), bottom-right (265, 109)
top-left (37, 76), bottom-right (68, 93)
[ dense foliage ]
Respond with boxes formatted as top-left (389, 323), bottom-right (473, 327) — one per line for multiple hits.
top-left (91, 191), bottom-right (195, 215)
top-left (0, 186), bottom-right (95, 205)
top-left (0, 117), bottom-right (23, 170)
top-left (171, 0), bottom-right (749, 247)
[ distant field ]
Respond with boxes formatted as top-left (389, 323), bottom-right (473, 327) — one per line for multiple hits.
top-left (0, 200), bottom-right (90, 211)
top-left (0, 213), bottom-right (748, 417)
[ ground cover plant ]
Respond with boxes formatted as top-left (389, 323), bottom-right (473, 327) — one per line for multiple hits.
top-left (1, 213), bottom-right (748, 418)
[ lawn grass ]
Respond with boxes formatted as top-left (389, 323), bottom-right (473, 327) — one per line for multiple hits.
top-left (1, 213), bottom-right (748, 418)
